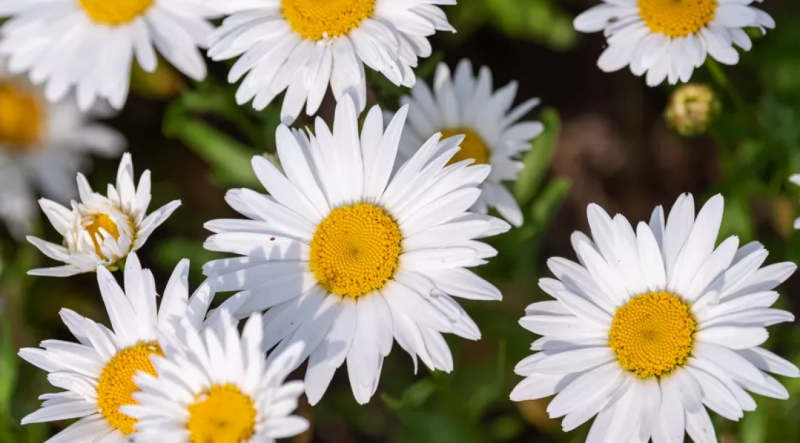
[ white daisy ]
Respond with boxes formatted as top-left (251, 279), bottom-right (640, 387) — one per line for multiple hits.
top-left (123, 312), bottom-right (309, 442)
top-left (395, 59), bottom-right (543, 227)
top-left (0, 63), bottom-right (124, 239)
top-left (510, 193), bottom-right (799, 442)
top-left (790, 174), bottom-right (800, 230)
top-left (205, 0), bottom-right (455, 124)
top-left (203, 96), bottom-right (510, 405)
top-left (0, 0), bottom-right (216, 111)
top-left (573, 0), bottom-right (775, 86)
top-left (18, 253), bottom-right (216, 442)
top-left (27, 153), bottom-right (181, 277)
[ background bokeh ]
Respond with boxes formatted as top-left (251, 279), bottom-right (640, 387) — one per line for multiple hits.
top-left (3, 0), bottom-right (800, 441)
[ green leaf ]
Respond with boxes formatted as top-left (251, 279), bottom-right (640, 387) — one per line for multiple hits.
top-left (0, 321), bottom-right (15, 414)
top-left (165, 117), bottom-right (260, 188)
top-left (514, 107), bottom-right (561, 207)
top-left (519, 177), bottom-right (571, 242)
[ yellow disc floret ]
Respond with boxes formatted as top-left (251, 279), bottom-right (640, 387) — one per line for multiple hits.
top-left (187, 384), bottom-right (257, 443)
top-left (96, 342), bottom-right (164, 435)
top-left (78, 0), bottom-right (155, 26)
top-left (442, 128), bottom-right (490, 166)
top-left (0, 82), bottom-right (44, 150)
top-left (609, 292), bottom-right (696, 379)
top-left (638, 0), bottom-right (718, 38)
top-left (310, 203), bottom-right (402, 298)
top-left (282, 0), bottom-right (376, 41)
top-left (84, 213), bottom-right (122, 258)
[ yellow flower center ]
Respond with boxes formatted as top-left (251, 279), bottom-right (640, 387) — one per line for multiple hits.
top-left (310, 203), bottom-right (402, 298)
top-left (638, 0), bottom-right (718, 38)
top-left (608, 292), bottom-right (696, 379)
top-left (96, 342), bottom-right (164, 435)
top-left (0, 82), bottom-right (44, 151)
top-left (187, 384), bottom-right (257, 443)
top-left (84, 213), bottom-right (122, 259)
top-left (441, 128), bottom-right (490, 166)
top-left (281, 0), bottom-right (376, 41)
top-left (77, 0), bottom-right (155, 26)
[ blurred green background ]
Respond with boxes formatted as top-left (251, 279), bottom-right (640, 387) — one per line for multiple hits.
top-left (3, 0), bottom-right (800, 441)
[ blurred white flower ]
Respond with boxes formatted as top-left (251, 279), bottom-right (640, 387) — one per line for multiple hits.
top-left (574, 0), bottom-right (774, 86)
top-left (394, 60), bottom-right (543, 227)
top-left (27, 153), bottom-right (180, 276)
top-left (0, 64), bottom-right (124, 239)
top-left (206, 0), bottom-right (455, 123)
top-left (0, 0), bottom-right (217, 110)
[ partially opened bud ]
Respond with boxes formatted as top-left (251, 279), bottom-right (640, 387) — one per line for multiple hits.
top-left (665, 84), bottom-right (721, 137)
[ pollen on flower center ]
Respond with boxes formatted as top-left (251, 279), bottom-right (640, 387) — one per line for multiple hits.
top-left (281, 0), bottom-right (376, 41)
top-left (442, 128), bottom-right (490, 166)
top-left (310, 203), bottom-right (402, 298)
top-left (638, 0), bottom-right (718, 38)
top-left (608, 291), bottom-right (696, 379)
top-left (96, 342), bottom-right (164, 435)
top-left (187, 384), bottom-right (257, 443)
top-left (0, 82), bottom-right (44, 151)
top-left (84, 213), bottom-right (122, 258)
top-left (77, 0), bottom-right (155, 26)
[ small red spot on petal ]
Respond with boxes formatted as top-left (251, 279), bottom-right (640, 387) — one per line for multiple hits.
top-left (270, 237), bottom-right (276, 241)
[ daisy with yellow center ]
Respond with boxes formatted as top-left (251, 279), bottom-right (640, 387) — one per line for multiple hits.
top-left (0, 64), bottom-right (124, 239)
top-left (395, 60), bottom-right (544, 227)
top-left (27, 153), bottom-right (181, 276)
top-left (0, 0), bottom-right (216, 111)
top-left (123, 312), bottom-right (309, 442)
top-left (511, 194), bottom-right (799, 442)
top-left (19, 254), bottom-right (216, 441)
top-left (573, 0), bottom-right (775, 86)
top-left (203, 97), bottom-right (510, 405)
top-left (205, 0), bottom-right (454, 124)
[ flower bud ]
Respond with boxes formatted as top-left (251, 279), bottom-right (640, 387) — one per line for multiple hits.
top-left (665, 83), bottom-right (720, 137)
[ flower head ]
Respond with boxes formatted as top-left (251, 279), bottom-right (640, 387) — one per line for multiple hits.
top-left (511, 194), bottom-right (799, 441)
top-left (27, 153), bottom-right (180, 276)
top-left (203, 96), bottom-right (510, 404)
top-left (18, 254), bottom-right (215, 440)
top-left (395, 59), bottom-right (543, 227)
top-left (206, 0), bottom-right (455, 123)
top-left (124, 312), bottom-right (309, 442)
top-left (574, 0), bottom-right (775, 85)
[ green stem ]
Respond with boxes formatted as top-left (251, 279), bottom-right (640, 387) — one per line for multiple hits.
top-left (706, 58), bottom-right (748, 115)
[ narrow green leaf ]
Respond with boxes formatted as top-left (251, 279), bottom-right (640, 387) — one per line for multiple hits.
top-left (514, 107), bottom-right (561, 206)
top-left (166, 117), bottom-right (260, 188)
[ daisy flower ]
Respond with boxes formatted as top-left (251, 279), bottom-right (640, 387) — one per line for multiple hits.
top-left (394, 59), bottom-right (543, 227)
top-left (205, 0), bottom-right (455, 124)
top-left (18, 253), bottom-right (216, 442)
top-left (123, 312), bottom-right (309, 442)
top-left (0, 63), bottom-right (124, 239)
top-left (573, 0), bottom-right (775, 86)
top-left (27, 153), bottom-right (181, 277)
top-left (510, 193), bottom-right (799, 442)
top-left (0, 0), bottom-right (216, 111)
top-left (203, 96), bottom-right (510, 405)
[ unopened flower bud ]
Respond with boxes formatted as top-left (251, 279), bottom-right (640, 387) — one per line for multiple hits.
top-left (665, 84), bottom-right (720, 137)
